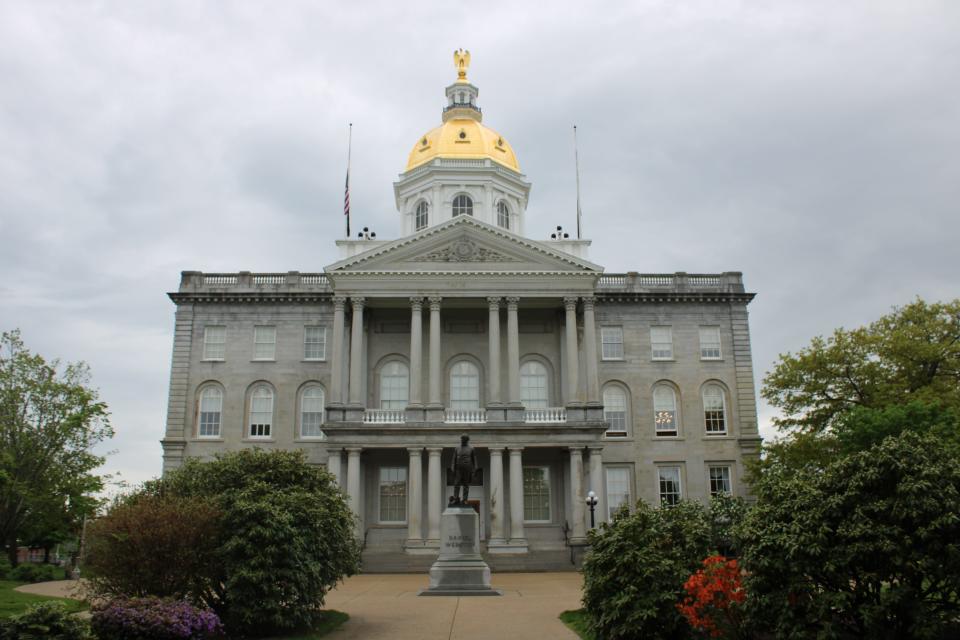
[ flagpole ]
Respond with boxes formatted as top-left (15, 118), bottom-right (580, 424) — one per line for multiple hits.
top-left (573, 124), bottom-right (582, 239)
top-left (344, 123), bottom-right (353, 238)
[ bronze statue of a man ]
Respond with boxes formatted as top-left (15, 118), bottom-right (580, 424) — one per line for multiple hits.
top-left (449, 433), bottom-right (478, 505)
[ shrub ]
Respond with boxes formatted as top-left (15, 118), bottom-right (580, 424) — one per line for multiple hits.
top-left (9, 563), bottom-right (60, 583)
top-left (740, 431), bottom-right (960, 639)
top-left (677, 555), bottom-right (746, 639)
top-left (0, 601), bottom-right (92, 640)
top-left (84, 495), bottom-right (221, 602)
top-left (89, 449), bottom-right (360, 637)
top-left (90, 597), bottom-right (223, 640)
top-left (582, 500), bottom-right (711, 639)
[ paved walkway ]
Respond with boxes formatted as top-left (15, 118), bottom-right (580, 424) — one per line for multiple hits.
top-left (17, 574), bottom-right (584, 639)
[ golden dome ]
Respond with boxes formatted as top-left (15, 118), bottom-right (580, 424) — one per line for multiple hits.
top-left (405, 118), bottom-right (520, 172)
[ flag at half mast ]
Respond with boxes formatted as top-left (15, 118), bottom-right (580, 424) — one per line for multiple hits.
top-left (344, 123), bottom-right (352, 238)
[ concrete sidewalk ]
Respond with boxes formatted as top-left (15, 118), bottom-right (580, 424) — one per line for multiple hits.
top-left (16, 573), bottom-right (585, 639)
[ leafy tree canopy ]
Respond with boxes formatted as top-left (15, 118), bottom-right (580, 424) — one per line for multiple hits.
top-left (0, 329), bottom-right (112, 565)
top-left (762, 298), bottom-right (960, 433)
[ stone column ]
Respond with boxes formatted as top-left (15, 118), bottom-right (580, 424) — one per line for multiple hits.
top-left (563, 296), bottom-right (580, 404)
top-left (428, 297), bottom-right (442, 407)
top-left (330, 297), bottom-right (346, 404)
top-left (508, 447), bottom-right (527, 547)
top-left (588, 446), bottom-right (606, 525)
top-left (488, 447), bottom-right (506, 546)
top-left (348, 297), bottom-right (366, 406)
top-left (409, 297), bottom-right (423, 406)
top-left (406, 448), bottom-right (423, 546)
top-left (487, 297), bottom-right (502, 405)
top-left (426, 447), bottom-right (443, 545)
top-left (346, 447), bottom-right (363, 537)
top-left (506, 297), bottom-right (521, 405)
top-left (583, 296), bottom-right (600, 404)
top-left (569, 447), bottom-right (586, 542)
top-left (327, 448), bottom-right (342, 487)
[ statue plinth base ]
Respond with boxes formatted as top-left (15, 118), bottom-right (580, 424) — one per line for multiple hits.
top-left (418, 506), bottom-right (501, 596)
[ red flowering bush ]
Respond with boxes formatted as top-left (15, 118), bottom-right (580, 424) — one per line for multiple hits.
top-left (677, 555), bottom-right (745, 639)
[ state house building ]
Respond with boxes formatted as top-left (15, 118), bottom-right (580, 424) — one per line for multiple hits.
top-left (161, 54), bottom-right (761, 568)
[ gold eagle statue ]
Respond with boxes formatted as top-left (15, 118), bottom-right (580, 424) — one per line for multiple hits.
top-left (454, 49), bottom-right (470, 81)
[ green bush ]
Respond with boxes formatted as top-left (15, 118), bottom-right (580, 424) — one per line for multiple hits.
top-left (84, 494), bottom-right (221, 602)
top-left (740, 431), bottom-right (960, 639)
top-left (9, 563), bottom-right (60, 584)
top-left (88, 449), bottom-right (360, 637)
top-left (0, 601), bottom-right (92, 640)
top-left (582, 500), bottom-right (712, 639)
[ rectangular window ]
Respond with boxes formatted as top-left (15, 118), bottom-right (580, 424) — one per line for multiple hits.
top-left (657, 466), bottom-right (682, 506)
top-left (523, 466), bottom-right (551, 522)
top-left (605, 467), bottom-right (631, 519)
top-left (651, 327), bottom-right (673, 360)
top-left (378, 467), bottom-right (407, 523)
top-left (304, 326), bottom-right (326, 360)
top-left (601, 327), bottom-right (624, 360)
top-left (699, 326), bottom-right (722, 360)
top-left (253, 326), bottom-right (276, 360)
top-left (202, 325), bottom-right (225, 360)
top-left (709, 465), bottom-right (732, 497)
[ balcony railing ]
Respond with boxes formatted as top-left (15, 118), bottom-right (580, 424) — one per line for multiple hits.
top-left (444, 408), bottom-right (487, 424)
top-left (524, 407), bottom-right (567, 423)
top-left (363, 409), bottom-right (405, 424)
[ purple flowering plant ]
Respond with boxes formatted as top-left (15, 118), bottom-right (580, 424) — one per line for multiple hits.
top-left (91, 597), bottom-right (224, 640)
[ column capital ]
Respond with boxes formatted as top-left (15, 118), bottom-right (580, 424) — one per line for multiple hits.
top-left (409, 296), bottom-right (424, 310)
top-left (582, 295), bottom-right (596, 311)
top-left (428, 296), bottom-right (442, 311)
top-left (487, 296), bottom-right (502, 310)
top-left (563, 296), bottom-right (579, 309)
top-left (505, 296), bottom-right (520, 308)
top-left (332, 296), bottom-right (347, 309)
top-left (351, 296), bottom-right (366, 310)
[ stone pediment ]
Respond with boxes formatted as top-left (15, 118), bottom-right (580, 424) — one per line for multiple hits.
top-left (326, 216), bottom-right (601, 274)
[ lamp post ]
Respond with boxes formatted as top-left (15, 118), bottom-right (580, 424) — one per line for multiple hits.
top-left (585, 490), bottom-right (599, 529)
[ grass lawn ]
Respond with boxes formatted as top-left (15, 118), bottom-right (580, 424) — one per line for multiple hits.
top-left (260, 610), bottom-right (349, 639)
top-left (0, 580), bottom-right (87, 619)
top-left (559, 609), bottom-right (596, 640)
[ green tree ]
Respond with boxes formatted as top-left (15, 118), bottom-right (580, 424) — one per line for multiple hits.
top-left (0, 330), bottom-right (112, 566)
top-left (740, 431), bottom-right (960, 639)
top-left (763, 298), bottom-right (960, 434)
top-left (88, 449), bottom-right (361, 637)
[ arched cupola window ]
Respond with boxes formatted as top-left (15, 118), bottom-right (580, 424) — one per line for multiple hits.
top-left (497, 201), bottom-right (510, 229)
top-left (452, 195), bottom-right (473, 217)
top-left (415, 201), bottom-right (429, 231)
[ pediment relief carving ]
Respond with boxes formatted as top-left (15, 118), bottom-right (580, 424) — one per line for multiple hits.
top-left (411, 239), bottom-right (521, 263)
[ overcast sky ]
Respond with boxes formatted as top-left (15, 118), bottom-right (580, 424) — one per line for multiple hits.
top-left (1, 1), bottom-right (958, 490)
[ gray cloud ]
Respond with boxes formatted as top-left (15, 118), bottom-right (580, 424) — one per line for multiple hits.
top-left (2, 0), bottom-right (958, 486)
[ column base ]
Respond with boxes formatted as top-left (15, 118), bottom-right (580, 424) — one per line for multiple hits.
top-left (487, 539), bottom-right (528, 554)
top-left (424, 404), bottom-right (446, 422)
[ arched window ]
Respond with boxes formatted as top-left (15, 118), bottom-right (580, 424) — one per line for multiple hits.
top-left (300, 385), bottom-right (325, 438)
top-left (415, 201), bottom-right (429, 231)
top-left (449, 361), bottom-right (480, 409)
top-left (703, 384), bottom-right (727, 435)
top-left (249, 385), bottom-right (273, 438)
top-left (452, 194), bottom-right (473, 217)
top-left (497, 201), bottom-right (510, 229)
top-left (520, 361), bottom-right (548, 408)
top-left (653, 385), bottom-right (678, 436)
top-left (380, 361), bottom-right (409, 410)
top-left (198, 386), bottom-right (222, 438)
top-left (603, 386), bottom-right (627, 437)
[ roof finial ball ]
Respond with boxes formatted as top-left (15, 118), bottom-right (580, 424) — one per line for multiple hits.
top-left (454, 48), bottom-right (471, 82)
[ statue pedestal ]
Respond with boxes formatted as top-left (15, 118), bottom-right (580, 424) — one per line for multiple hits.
top-left (418, 506), bottom-right (501, 596)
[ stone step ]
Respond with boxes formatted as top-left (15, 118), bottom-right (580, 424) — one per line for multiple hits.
top-left (360, 549), bottom-right (578, 574)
